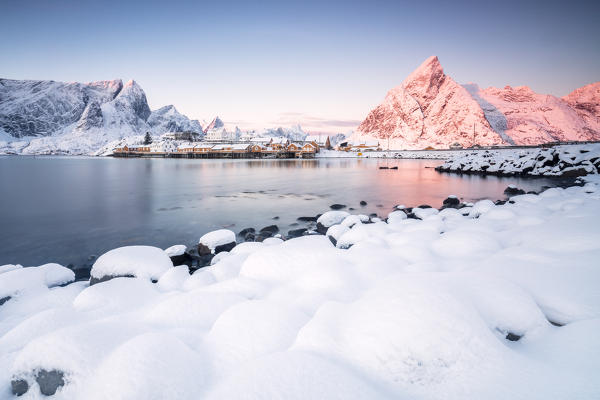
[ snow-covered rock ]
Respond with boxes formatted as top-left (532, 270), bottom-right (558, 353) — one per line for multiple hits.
top-left (437, 144), bottom-right (600, 177)
top-left (198, 229), bottom-right (237, 255)
top-left (89, 246), bottom-right (173, 285)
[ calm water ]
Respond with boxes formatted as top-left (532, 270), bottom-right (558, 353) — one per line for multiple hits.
top-left (0, 156), bottom-right (570, 267)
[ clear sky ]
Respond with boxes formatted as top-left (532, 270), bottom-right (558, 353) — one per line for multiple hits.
top-left (1, 0), bottom-right (599, 133)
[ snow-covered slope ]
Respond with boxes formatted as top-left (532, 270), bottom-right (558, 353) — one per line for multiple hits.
top-left (0, 78), bottom-right (203, 155)
top-left (353, 56), bottom-right (600, 149)
top-left (476, 84), bottom-right (600, 145)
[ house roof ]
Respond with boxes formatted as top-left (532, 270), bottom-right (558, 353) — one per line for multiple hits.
top-left (305, 135), bottom-right (329, 144)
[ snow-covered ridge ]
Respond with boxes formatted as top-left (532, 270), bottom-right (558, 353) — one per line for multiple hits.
top-left (436, 143), bottom-right (600, 177)
top-left (0, 78), bottom-right (204, 155)
top-left (353, 56), bottom-right (600, 149)
top-left (2, 177), bottom-right (600, 398)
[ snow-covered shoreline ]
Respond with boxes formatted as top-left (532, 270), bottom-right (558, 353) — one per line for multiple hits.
top-left (436, 143), bottom-right (600, 177)
top-left (2, 176), bottom-right (600, 398)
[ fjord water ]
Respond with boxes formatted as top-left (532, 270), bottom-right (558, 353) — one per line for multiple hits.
top-left (0, 156), bottom-right (567, 267)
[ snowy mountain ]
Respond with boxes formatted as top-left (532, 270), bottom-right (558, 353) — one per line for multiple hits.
top-left (353, 56), bottom-right (600, 149)
top-left (0, 78), bottom-right (203, 155)
top-left (259, 124), bottom-right (307, 141)
top-left (203, 116), bottom-right (225, 133)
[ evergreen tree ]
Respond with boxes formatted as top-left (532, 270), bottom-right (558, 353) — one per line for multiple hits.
top-left (143, 132), bottom-right (152, 145)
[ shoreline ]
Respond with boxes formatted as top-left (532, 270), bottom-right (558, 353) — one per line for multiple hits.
top-left (2, 175), bottom-right (599, 398)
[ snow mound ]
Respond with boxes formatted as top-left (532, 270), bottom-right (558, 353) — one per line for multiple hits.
top-left (199, 229), bottom-right (236, 251)
top-left (90, 246), bottom-right (173, 283)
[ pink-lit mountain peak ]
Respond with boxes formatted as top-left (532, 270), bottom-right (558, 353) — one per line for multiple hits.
top-left (354, 56), bottom-right (600, 149)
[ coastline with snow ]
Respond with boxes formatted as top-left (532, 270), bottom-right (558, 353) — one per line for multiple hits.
top-left (2, 175), bottom-right (600, 398)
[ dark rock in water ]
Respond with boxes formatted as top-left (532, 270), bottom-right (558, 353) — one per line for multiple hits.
top-left (316, 222), bottom-right (328, 235)
top-left (254, 235), bottom-right (267, 242)
top-left (36, 369), bottom-right (65, 396)
top-left (244, 233), bottom-right (256, 242)
top-left (369, 213), bottom-right (378, 218)
top-left (526, 191), bottom-right (538, 195)
top-left (11, 378), bottom-right (28, 396)
top-left (504, 186), bottom-right (526, 196)
top-left (214, 241), bottom-right (236, 254)
top-left (170, 252), bottom-right (193, 267)
top-left (376, 204), bottom-right (383, 208)
top-left (260, 225), bottom-right (279, 235)
top-left (289, 222), bottom-right (299, 227)
top-left (508, 200), bottom-right (516, 204)
top-left (238, 227), bottom-right (255, 237)
top-left (287, 228), bottom-right (307, 238)
top-left (379, 166), bottom-right (389, 169)
top-left (442, 196), bottom-right (460, 207)
top-left (495, 200), bottom-right (507, 206)
top-left (89, 274), bottom-right (135, 286)
top-left (390, 166), bottom-right (398, 170)
top-left (330, 204), bottom-right (346, 210)
top-left (505, 332), bottom-right (522, 342)
top-left (297, 216), bottom-right (317, 222)
top-left (348, 207), bottom-right (355, 211)
top-left (197, 243), bottom-right (212, 256)
top-left (272, 216), bottom-right (280, 220)
top-left (360, 200), bottom-right (367, 206)
top-left (561, 167), bottom-right (589, 177)
top-left (328, 236), bottom-right (337, 246)
top-left (0, 296), bottom-right (11, 306)
top-left (66, 264), bottom-right (91, 281)
top-left (417, 204), bottom-right (432, 209)
top-left (197, 254), bottom-right (214, 268)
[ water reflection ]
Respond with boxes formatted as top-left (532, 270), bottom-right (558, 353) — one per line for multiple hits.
top-left (0, 157), bottom-right (570, 267)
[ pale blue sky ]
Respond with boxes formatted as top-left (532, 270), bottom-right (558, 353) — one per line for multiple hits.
top-left (1, 0), bottom-right (598, 133)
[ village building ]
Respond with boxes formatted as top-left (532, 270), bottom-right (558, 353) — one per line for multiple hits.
top-left (128, 145), bottom-right (151, 153)
top-left (193, 143), bottom-right (214, 153)
top-left (348, 140), bottom-right (381, 152)
top-left (305, 135), bottom-right (331, 150)
top-left (161, 131), bottom-right (202, 141)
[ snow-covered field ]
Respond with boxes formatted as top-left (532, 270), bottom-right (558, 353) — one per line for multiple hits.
top-left (2, 177), bottom-right (600, 399)
top-left (437, 143), bottom-right (600, 176)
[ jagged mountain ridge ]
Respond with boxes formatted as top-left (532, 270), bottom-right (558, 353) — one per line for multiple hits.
top-left (353, 56), bottom-right (600, 149)
top-left (0, 78), bottom-right (203, 154)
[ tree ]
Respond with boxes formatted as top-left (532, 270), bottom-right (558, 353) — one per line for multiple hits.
top-left (143, 132), bottom-right (153, 145)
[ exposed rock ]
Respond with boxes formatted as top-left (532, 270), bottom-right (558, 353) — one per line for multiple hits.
top-left (287, 228), bottom-right (308, 238)
top-left (0, 296), bottom-right (11, 306)
top-left (36, 369), bottom-right (65, 396)
top-left (504, 185), bottom-right (526, 196)
top-left (89, 273), bottom-right (135, 286)
top-left (330, 204), bottom-right (347, 210)
top-left (360, 200), bottom-right (367, 206)
top-left (11, 378), bottom-right (28, 396)
top-left (297, 216), bottom-right (317, 222)
top-left (505, 332), bottom-right (522, 342)
top-left (214, 241), bottom-right (236, 254)
top-left (259, 225), bottom-right (279, 235)
top-left (238, 228), bottom-right (255, 237)
top-left (441, 196), bottom-right (461, 209)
